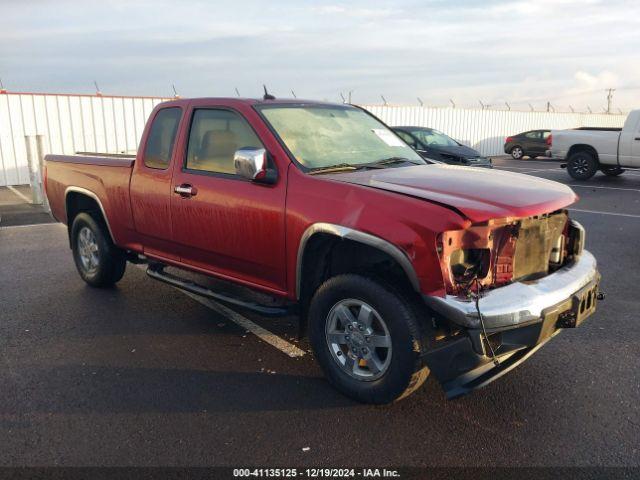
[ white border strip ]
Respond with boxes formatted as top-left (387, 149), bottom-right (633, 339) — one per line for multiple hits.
top-left (493, 165), bottom-right (560, 171)
top-left (570, 208), bottom-right (640, 218)
top-left (0, 222), bottom-right (60, 230)
top-left (569, 184), bottom-right (640, 193)
top-left (518, 168), bottom-right (564, 174)
top-left (182, 291), bottom-right (306, 358)
top-left (7, 186), bottom-right (30, 203)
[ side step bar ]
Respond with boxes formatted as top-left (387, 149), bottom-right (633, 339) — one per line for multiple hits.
top-left (146, 265), bottom-right (296, 317)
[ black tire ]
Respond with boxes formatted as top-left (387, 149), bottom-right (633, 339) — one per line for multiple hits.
top-left (567, 151), bottom-right (598, 180)
top-left (510, 146), bottom-right (524, 159)
top-left (71, 212), bottom-right (126, 287)
top-left (308, 274), bottom-right (429, 404)
top-left (601, 166), bottom-right (625, 177)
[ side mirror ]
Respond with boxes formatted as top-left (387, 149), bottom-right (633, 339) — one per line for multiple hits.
top-left (234, 148), bottom-right (277, 184)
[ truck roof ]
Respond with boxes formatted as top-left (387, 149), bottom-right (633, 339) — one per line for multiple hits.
top-left (156, 97), bottom-right (346, 108)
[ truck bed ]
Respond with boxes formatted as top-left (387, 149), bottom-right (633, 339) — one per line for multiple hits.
top-left (550, 128), bottom-right (621, 165)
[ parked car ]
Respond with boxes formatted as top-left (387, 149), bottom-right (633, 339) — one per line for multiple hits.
top-left (45, 98), bottom-right (601, 404)
top-left (504, 130), bottom-right (551, 159)
top-left (548, 110), bottom-right (640, 180)
top-left (392, 126), bottom-right (492, 167)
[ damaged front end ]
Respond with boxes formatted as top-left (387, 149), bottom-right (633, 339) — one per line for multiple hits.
top-left (421, 211), bottom-right (601, 398)
top-left (436, 210), bottom-right (581, 299)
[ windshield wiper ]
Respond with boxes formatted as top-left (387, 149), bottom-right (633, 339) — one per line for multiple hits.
top-left (308, 163), bottom-right (358, 175)
top-left (367, 156), bottom-right (424, 167)
top-left (308, 157), bottom-right (423, 175)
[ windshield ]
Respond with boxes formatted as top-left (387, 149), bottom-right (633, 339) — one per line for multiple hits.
top-left (257, 104), bottom-right (424, 169)
top-left (410, 128), bottom-right (459, 147)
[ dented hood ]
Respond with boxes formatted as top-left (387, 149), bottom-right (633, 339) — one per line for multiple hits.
top-left (324, 164), bottom-right (577, 223)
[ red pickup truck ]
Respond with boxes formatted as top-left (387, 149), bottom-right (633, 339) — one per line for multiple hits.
top-left (45, 97), bottom-right (601, 403)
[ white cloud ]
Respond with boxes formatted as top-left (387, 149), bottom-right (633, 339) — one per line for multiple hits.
top-left (312, 4), bottom-right (398, 18)
top-left (313, 5), bottom-right (346, 14)
top-left (571, 71), bottom-right (619, 94)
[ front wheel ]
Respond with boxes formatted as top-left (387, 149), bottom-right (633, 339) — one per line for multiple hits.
top-left (567, 151), bottom-right (598, 180)
top-left (308, 274), bottom-right (429, 404)
top-left (71, 212), bottom-right (127, 287)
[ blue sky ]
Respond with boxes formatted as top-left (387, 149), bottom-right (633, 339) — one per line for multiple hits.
top-left (1, 0), bottom-right (638, 111)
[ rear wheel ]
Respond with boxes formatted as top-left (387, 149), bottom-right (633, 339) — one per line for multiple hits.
top-left (601, 166), bottom-right (625, 177)
top-left (510, 146), bottom-right (524, 159)
top-left (567, 151), bottom-right (598, 180)
top-left (308, 274), bottom-right (429, 404)
top-left (71, 212), bottom-right (126, 287)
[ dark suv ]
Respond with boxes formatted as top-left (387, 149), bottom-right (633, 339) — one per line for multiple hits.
top-left (504, 130), bottom-right (551, 159)
top-left (392, 126), bottom-right (492, 168)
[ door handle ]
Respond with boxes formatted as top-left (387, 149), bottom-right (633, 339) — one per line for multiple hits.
top-left (634, 137), bottom-right (640, 141)
top-left (174, 184), bottom-right (197, 197)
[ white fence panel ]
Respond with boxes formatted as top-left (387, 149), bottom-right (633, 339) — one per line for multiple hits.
top-left (362, 105), bottom-right (626, 156)
top-left (0, 92), bottom-right (170, 187)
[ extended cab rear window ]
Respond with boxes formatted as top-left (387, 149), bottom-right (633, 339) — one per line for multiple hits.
top-left (143, 107), bottom-right (182, 169)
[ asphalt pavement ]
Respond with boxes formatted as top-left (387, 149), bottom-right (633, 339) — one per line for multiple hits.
top-left (0, 158), bottom-right (638, 469)
top-left (0, 185), bottom-right (55, 227)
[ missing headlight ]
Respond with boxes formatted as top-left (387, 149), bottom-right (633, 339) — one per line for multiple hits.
top-left (450, 248), bottom-right (490, 282)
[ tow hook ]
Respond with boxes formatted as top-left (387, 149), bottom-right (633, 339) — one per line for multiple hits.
top-left (597, 291), bottom-right (606, 301)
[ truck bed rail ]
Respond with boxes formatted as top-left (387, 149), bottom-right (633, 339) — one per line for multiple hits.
top-left (45, 153), bottom-right (135, 167)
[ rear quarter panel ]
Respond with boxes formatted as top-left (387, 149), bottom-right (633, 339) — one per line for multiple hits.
top-left (45, 156), bottom-right (139, 250)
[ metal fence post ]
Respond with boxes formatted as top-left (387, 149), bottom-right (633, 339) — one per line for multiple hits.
top-left (25, 135), bottom-right (44, 205)
top-left (36, 135), bottom-right (50, 213)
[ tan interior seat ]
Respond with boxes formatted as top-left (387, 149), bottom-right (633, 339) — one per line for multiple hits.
top-left (191, 130), bottom-right (238, 174)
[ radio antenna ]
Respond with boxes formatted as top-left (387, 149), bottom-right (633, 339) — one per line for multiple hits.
top-left (263, 85), bottom-right (275, 100)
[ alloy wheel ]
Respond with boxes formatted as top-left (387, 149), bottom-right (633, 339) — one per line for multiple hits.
top-left (511, 147), bottom-right (523, 159)
top-left (77, 226), bottom-right (100, 273)
top-left (325, 299), bottom-right (392, 381)
top-left (571, 156), bottom-right (589, 175)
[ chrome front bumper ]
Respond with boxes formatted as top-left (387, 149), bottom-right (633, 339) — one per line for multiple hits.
top-left (423, 251), bottom-right (599, 329)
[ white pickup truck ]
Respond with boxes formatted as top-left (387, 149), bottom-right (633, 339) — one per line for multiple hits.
top-left (549, 109), bottom-right (640, 180)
